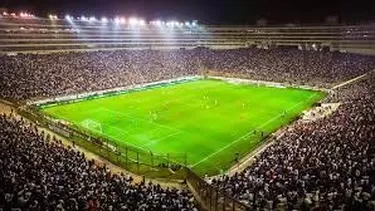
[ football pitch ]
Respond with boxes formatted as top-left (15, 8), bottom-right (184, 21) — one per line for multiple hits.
top-left (41, 79), bottom-right (325, 175)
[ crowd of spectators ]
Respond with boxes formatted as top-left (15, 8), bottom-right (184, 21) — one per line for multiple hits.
top-left (0, 114), bottom-right (197, 210)
top-left (200, 47), bottom-right (375, 86)
top-left (210, 73), bottom-right (375, 210)
top-left (1, 47), bottom-right (374, 101)
top-left (0, 50), bottom-right (199, 101)
top-left (1, 47), bottom-right (375, 210)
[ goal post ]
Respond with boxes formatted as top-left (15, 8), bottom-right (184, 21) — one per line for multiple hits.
top-left (81, 119), bottom-right (103, 133)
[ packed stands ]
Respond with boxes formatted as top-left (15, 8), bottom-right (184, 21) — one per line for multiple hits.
top-left (0, 114), bottom-right (198, 210)
top-left (1, 48), bottom-right (374, 101)
top-left (200, 47), bottom-right (375, 86)
top-left (210, 73), bottom-right (375, 210)
top-left (0, 50), bottom-right (199, 100)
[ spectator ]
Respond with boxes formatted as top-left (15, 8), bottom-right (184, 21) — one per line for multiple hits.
top-left (0, 48), bottom-right (374, 101)
top-left (212, 74), bottom-right (375, 210)
top-left (0, 114), bottom-right (198, 210)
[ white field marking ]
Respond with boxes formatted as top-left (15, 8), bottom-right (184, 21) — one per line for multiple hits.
top-left (107, 124), bottom-right (130, 135)
top-left (332, 69), bottom-right (375, 90)
top-left (80, 80), bottom-right (223, 138)
top-left (100, 107), bottom-right (185, 133)
top-left (79, 108), bottom-right (138, 135)
top-left (105, 132), bottom-right (150, 152)
top-left (93, 82), bottom-right (226, 156)
top-left (73, 111), bottom-right (154, 153)
top-left (95, 123), bottom-right (154, 152)
top-left (108, 116), bottom-right (166, 135)
top-left (191, 93), bottom-right (319, 167)
top-left (140, 131), bottom-right (182, 148)
top-left (102, 110), bottom-right (184, 143)
top-left (71, 118), bottom-right (149, 152)
top-left (106, 122), bottom-right (177, 149)
top-left (107, 117), bottom-right (182, 148)
top-left (83, 118), bottom-right (179, 155)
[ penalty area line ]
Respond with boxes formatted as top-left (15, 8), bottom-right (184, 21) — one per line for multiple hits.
top-left (140, 131), bottom-right (182, 148)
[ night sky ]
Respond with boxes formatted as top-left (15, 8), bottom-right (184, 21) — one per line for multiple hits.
top-left (1, 0), bottom-right (374, 25)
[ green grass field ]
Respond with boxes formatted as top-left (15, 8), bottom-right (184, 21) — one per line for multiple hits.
top-left (41, 79), bottom-right (325, 175)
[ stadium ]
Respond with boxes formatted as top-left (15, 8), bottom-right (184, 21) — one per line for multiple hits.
top-left (0, 8), bottom-right (374, 211)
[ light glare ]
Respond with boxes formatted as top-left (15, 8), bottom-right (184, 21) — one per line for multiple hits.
top-left (65, 15), bottom-right (72, 21)
top-left (120, 17), bottom-right (126, 24)
top-left (81, 16), bottom-right (87, 21)
top-left (49, 14), bottom-right (58, 20)
top-left (154, 20), bottom-right (163, 26)
top-left (128, 18), bottom-right (138, 25)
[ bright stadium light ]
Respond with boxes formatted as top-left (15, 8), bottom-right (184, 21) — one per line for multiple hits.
top-left (49, 14), bottom-right (58, 20)
top-left (167, 21), bottom-right (176, 27)
top-left (128, 17), bottom-right (138, 25)
top-left (89, 16), bottom-right (96, 22)
top-left (114, 17), bottom-right (120, 24)
top-left (139, 19), bottom-right (146, 26)
top-left (166, 21), bottom-right (173, 27)
top-left (185, 21), bottom-right (190, 26)
top-left (80, 15), bottom-right (87, 21)
top-left (120, 17), bottom-right (126, 24)
top-left (154, 20), bottom-right (163, 26)
top-left (65, 15), bottom-right (72, 21)
top-left (101, 17), bottom-right (108, 23)
top-left (3, 12), bottom-right (8, 16)
top-left (20, 12), bottom-right (33, 18)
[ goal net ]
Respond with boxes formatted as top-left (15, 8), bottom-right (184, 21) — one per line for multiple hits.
top-left (81, 119), bottom-right (103, 133)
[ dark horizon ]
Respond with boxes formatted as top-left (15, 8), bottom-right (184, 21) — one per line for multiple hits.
top-left (1, 0), bottom-right (374, 25)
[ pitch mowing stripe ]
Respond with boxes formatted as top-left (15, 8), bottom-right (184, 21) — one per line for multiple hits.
top-left (191, 93), bottom-right (318, 168)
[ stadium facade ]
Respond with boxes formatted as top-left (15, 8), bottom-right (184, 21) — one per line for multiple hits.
top-left (0, 15), bottom-right (374, 54)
